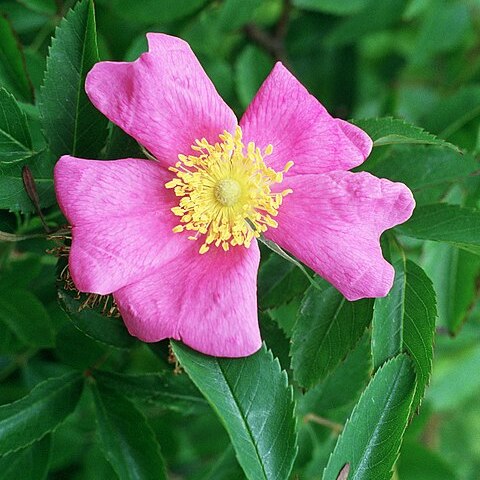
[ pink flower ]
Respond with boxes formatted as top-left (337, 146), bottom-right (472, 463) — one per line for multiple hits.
top-left (54, 33), bottom-right (415, 358)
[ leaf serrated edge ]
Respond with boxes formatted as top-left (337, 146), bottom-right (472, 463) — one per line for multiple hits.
top-left (352, 117), bottom-right (462, 153)
top-left (57, 289), bottom-right (135, 351)
top-left (322, 354), bottom-right (417, 480)
top-left (266, 347), bottom-right (299, 480)
top-left (89, 381), bottom-right (167, 480)
top-left (404, 260), bottom-right (437, 413)
top-left (93, 370), bottom-right (208, 407)
top-left (0, 371), bottom-right (83, 456)
top-left (38, 0), bottom-right (100, 156)
top-left (0, 88), bottom-right (34, 163)
top-left (173, 342), bottom-right (299, 480)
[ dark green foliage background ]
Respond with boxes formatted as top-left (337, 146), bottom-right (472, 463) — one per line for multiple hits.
top-left (0, 0), bottom-right (479, 479)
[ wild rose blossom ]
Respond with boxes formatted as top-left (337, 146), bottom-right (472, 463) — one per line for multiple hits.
top-left (54, 33), bottom-right (415, 357)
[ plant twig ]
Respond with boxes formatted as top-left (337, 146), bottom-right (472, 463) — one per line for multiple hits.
top-left (244, 0), bottom-right (292, 67)
top-left (304, 413), bottom-right (344, 434)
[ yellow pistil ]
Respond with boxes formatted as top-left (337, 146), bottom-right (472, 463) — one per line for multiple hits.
top-left (165, 126), bottom-right (293, 254)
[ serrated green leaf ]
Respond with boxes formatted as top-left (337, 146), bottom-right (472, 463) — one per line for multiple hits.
top-left (0, 372), bottom-right (83, 455)
top-left (58, 289), bottom-right (136, 350)
top-left (0, 435), bottom-right (51, 480)
top-left (259, 312), bottom-right (291, 372)
top-left (0, 88), bottom-right (34, 164)
top-left (365, 145), bottom-right (477, 192)
top-left (299, 333), bottom-right (372, 416)
top-left (323, 355), bottom-right (416, 480)
top-left (90, 382), bottom-right (167, 480)
top-left (292, 0), bottom-right (368, 15)
top-left (258, 253), bottom-right (309, 310)
top-left (0, 149), bottom-right (56, 213)
top-left (291, 279), bottom-right (373, 388)
top-left (258, 236), bottom-right (318, 291)
top-left (352, 118), bottom-right (460, 151)
top-left (0, 16), bottom-right (33, 103)
top-left (172, 342), bottom-right (298, 480)
top-left (397, 203), bottom-right (480, 254)
top-left (372, 260), bottom-right (436, 410)
top-left (235, 46), bottom-right (273, 108)
top-left (93, 370), bottom-right (207, 413)
top-left (0, 288), bottom-right (54, 347)
top-left (422, 242), bottom-right (480, 334)
top-left (38, 0), bottom-right (108, 158)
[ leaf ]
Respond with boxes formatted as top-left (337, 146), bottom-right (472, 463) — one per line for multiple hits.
top-left (103, 124), bottom-right (144, 160)
top-left (326, 0), bottom-right (407, 47)
top-left (38, 0), bottom-right (108, 158)
top-left (0, 150), bottom-right (56, 213)
top-left (258, 253), bottom-right (309, 310)
top-left (90, 382), bottom-right (167, 480)
top-left (216, 0), bottom-right (263, 31)
top-left (58, 289), bottom-right (136, 350)
top-left (258, 235), bottom-right (318, 291)
top-left (365, 145), bottom-right (477, 192)
top-left (0, 372), bottom-right (84, 455)
top-left (426, 343), bottom-right (480, 411)
top-left (411, 2), bottom-right (470, 67)
top-left (110, 0), bottom-right (208, 24)
top-left (0, 88), bottom-right (34, 164)
top-left (424, 85), bottom-right (480, 137)
top-left (292, 0), bottom-right (368, 15)
top-left (17, 0), bottom-right (57, 16)
top-left (200, 446), bottom-right (245, 480)
top-left (0, 16), bottom-right (33, 102)
top-left (235, 45), bottom-right (273, 108)
top-left (0, 435), bottom-right (51, 480)
top-left (352, 117), bottom-right (460, 151)
top-left (299, 333), bottom-right (372, 416)
top-left (397, 203), bottom-right (480, 254)
top-left (56, 323), bottom-right (108, 370)
top-left (0, 288), bottom-right (54, 347)
top-left (323, 355), bottom-right (416, 480)
top-left (291, 279), bottom-right (373, 388)
top-left (372, 259), bottom-right (436, 410)
top-left (397, 441), bottom-right (458, 480)
top-left (93, 370), bottom-right (207, 413)
top-left (422, 242), bottom-right (480, 334)
top-left (172, 342), bottom-right (298, 480)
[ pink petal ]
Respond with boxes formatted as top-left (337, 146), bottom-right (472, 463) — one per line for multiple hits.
top-left (266, 172), bottom-right (415, 301)
top-left (114, 242), bottom-right (262, 357)
top-left (336, 118), bottom-right (373, 159)
top-left (55, 156), bottom-right (190, 294)
top-left (240, 63), bottom-right (372, 175)
top-left (85, 33), bottom-right (237, 165)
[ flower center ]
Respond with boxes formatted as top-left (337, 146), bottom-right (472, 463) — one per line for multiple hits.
top-left (165, 126), bottom-right (293, 254)
top-left (214, 178), bottom-right (241, 206)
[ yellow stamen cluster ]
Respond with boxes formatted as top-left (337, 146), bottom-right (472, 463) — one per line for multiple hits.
top-left (165, 126), bottom-right (293, 254)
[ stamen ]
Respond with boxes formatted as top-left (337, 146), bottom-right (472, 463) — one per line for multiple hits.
top-left (165, 126), bottom-right (293, 253)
